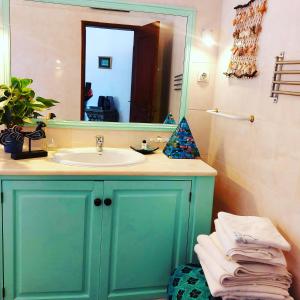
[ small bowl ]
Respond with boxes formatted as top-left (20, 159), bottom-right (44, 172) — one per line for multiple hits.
top-left (130, 145), bottom-right (159, 155)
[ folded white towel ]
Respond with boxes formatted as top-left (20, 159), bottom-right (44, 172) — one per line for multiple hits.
top-left (218, 212), bottom-right (291, 251)
top-left (199, 258), bottom-right (291, 300)
top-left (222, 294), bottom-right (294, 300)
top-left (215, 219), bottom-right (287, 267)
top-left (195, 234), bottom-right (292, 289)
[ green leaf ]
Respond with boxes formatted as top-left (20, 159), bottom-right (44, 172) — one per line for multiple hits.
top-left (20, 87), bottom-right (33, 95)
top-left (29, 90), bottom-right (35, 98)
top-left (30, 99), bottom-right (45, 106)
top-left (36, 97), bottom-right (59, 106)
top-left (28, 102), bottom-right (46, 111)
top-left (0, 99), bottom-right (10, 110)
top-left (0, 84), bottom-right (9, 90)
top-left (22, 117), bottom-right (34, 124)
top-left (10, 77), bottom-right (20, 89)
top-left (0, 76), bottom-right (58, 127)
top-left (32, 112), bottom-right (43, 118)
top-left (20, 78), bottom-right (33, 89)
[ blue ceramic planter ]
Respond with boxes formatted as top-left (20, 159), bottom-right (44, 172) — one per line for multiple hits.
top-left (4, 138), bottom-right (24, 154)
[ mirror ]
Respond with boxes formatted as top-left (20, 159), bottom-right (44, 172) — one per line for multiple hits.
top-left (6, 0), bottom-right (194, 129)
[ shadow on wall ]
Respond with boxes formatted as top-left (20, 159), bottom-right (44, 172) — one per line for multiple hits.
top-left (279, 226), bottom-right (300, 297)
top-left (212, 171), bottom-right (258, 222)
top-left (113, 97), bottom-right (120, 116)
top-left (209, 132), bottom-right (258, 229)
top-left (210, 139), bottom-right (258, 230)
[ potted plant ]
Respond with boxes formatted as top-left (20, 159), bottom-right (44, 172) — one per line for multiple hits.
top-left (0, 77), bottom-right (58, 153)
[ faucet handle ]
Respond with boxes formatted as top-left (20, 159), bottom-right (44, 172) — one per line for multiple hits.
top-left (96, 135), bottom-right (104, 143)
top-left (96, 135), bottom-right (104, 153)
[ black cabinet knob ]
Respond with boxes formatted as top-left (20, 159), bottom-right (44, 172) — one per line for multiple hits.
top-left (104, 198), bottom-right (112, 206)
top-left (94, 198), bottom-right (102, 206)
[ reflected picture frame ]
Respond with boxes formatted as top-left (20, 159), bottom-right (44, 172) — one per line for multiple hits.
top-left (98, 56), bottom-right (112, 69)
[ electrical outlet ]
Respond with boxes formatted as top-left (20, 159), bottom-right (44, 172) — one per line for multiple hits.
top-left (197, 71), bottom-right (210, 83)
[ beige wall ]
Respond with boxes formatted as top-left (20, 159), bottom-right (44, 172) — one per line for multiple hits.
top-left (209, 0), bottom-right (300, 297)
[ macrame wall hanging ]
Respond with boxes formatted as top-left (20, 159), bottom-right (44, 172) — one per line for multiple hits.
top-left (224, 0), bottom-right (267, 79)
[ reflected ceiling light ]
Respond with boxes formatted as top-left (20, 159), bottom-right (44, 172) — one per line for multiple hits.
top-left (202, 30), bottom-right (216, 47)
top-left (55, 59), bottom-right (63, 70)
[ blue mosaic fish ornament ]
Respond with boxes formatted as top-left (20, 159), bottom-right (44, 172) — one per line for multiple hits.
top-left (163, 113), bottom-right (176, 125)
top-left (163, 117), bottom-right (200, 159)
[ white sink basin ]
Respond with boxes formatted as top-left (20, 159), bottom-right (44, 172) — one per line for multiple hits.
top-left (52, 148), bottom-right (146, 167)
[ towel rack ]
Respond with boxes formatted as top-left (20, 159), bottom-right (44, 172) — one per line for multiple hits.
top-left (271, 52), bottom-right (300, 103)
top-left (206, 109), bottom-right (255, 123)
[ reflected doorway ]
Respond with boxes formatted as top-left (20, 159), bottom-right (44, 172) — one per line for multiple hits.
top-left (81, 21), bottom-right (171, 123)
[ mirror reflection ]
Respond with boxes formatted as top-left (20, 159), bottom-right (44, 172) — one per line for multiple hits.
top-left (10, 0), bottom-right (188, 124)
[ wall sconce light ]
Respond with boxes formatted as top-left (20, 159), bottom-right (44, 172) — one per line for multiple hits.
top-left (202, 29), bottom-right (216, 47)
top-left (55, 59), bottom-right (63, 70)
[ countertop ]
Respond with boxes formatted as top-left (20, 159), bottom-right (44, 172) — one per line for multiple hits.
top-left (0, 149), bottom-right (217, 177)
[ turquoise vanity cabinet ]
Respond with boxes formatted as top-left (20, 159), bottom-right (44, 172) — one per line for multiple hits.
top-left (0, 176), bottom-right (215, 300)
top-left (100, 181), bottom-right (191, 300)
top-left (3, 181), bottom-right (103, 300)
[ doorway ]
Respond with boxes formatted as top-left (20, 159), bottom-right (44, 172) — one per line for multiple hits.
top-left (81, 21), bottom-right (162, 123)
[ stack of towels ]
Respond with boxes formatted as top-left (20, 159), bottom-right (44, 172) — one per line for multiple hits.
top-left (194, 212), bottom-right (293, 300)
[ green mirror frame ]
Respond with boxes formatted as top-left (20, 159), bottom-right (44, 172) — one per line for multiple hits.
top-left (0, 0), bottom-right (196, 131)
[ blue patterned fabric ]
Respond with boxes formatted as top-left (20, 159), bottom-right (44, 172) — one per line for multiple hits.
top-left (167, 264), bottom-right (219, 300)
top-left (163, 117), bottom-right (200, 159)
top-left (164, 113), bottom-right (177, 125)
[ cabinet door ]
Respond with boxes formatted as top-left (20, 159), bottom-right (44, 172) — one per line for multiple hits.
top-left (100, 181), bottom-right (191, 300)
top-left (3, 181), bottom-right (103, 300)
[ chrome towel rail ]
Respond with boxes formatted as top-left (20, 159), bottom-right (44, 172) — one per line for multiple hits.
top-left (271, 52), bottom-right (300, 103)
top-left (272, 91), bottom-right (300, 96)
top-left (273, 81), bottom-right (300, 86)
top-left (274, 70), bottom-right (300, 75)
top-left (275, 60), bottom-right (300, 65)
top-left (206, 109), bottom-right (255, 123)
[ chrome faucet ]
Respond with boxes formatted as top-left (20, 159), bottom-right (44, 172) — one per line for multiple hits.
top-left (96, 135), bottom-right (104, 154)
